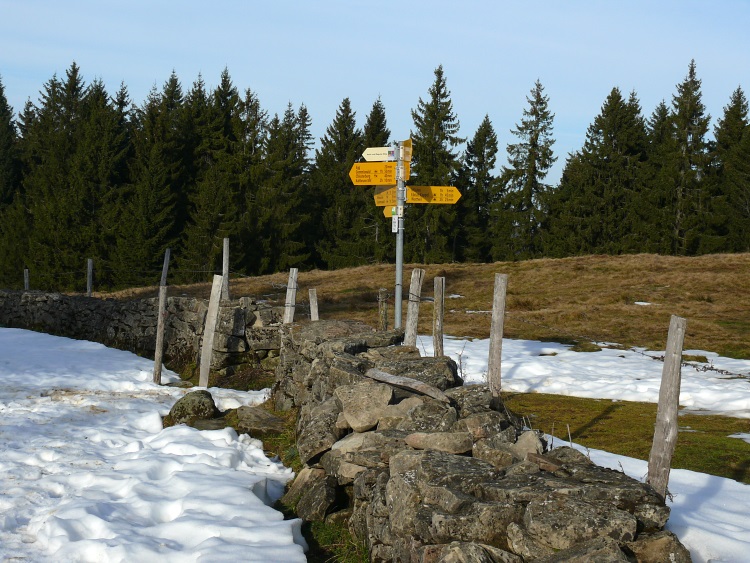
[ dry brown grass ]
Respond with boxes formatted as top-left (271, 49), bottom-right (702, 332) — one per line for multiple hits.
top-left (104, 253), bottom-right (750, 359)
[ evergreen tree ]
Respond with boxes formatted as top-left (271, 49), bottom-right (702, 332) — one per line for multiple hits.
top-left (311, 98), bottom-right (368, 268)
top-left (179, 69), bottom-right (244, 281)
top-left (668, 60), bottom-right (711, 255)
top-left (409, 65), bottom-right (464, 263)
top-left (115, 85), bottom-right (180, 284)
top-left (642, 100), bottom-right (678, 253)
top-left (0, 76), bottom-right (20, 208)
top-left (455, 115), bottom-right (499, 262)
top-left (235, 87), bottom-right (268, 274)
top-left (494, 80), bottom-right (556, 260)
top-left (544, 88), bottom-right (646, 255)
top-left (252, 104), bottom-right (312, 274)
top-left (713, 87), bottom-right (750, 251)
top-left (362, 97), bottom-right (395, 263)
top-left (20, 64), bottom-right (89, 290)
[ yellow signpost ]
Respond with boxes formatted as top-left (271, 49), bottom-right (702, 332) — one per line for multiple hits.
top-left (406, 185), bottom-right (462, 204)
top-left (348, 162), bottom-right (397, 186)
top-left (373, 185), bottom-right (461, 206)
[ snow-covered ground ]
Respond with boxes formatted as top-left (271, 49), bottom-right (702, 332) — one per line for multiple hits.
top-left (1, 327), bottom-right (749, 562)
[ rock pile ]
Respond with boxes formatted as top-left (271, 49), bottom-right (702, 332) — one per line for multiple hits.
top-left (271, 320), bottom-right (691, 562)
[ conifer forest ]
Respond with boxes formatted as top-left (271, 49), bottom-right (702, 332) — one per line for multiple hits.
top-left (0, 61), bottom-right (748, 291)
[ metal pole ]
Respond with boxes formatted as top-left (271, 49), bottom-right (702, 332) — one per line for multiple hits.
top-left (395, 141), bottom-right (405, 329)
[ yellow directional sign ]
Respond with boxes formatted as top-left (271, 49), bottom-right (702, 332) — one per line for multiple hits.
top-left (407, 185), bottom-right (461, 204)
top-left (374, 186), bottom-right (396, 206)
top-left (401, 138), bottom-right (413, 161)
top-left (362, 146), bottom-right (396, 162)
top-left (383, 206), bottom-right (395, 218)
top-left (349, 162), bottom-right (397, 186)
top-left (373, 185), bottom-right (462, 206)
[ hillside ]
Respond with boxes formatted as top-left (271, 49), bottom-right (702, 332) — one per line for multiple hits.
top-left (111, 253), bottom-right (750, 360)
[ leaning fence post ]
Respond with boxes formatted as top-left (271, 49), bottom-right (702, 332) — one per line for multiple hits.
top-left (153, 248), bottom-right (171, 385)
top-left (86, 258), bottom-right (93, 297)
top-left (283, 268), bottom-right (298, 324)
top-left (647, 314), bottom-right (687, 500)
top-left (199, 274), bottom-right (224, 388)
top-left (487, 273), bottom-right (508, 397)
top-left (404, 268), bottom-right (425, 347)
top-left (222, 237), bottom-right (230, 300)
top-left (309, 288), bottom-right (319, 321)
top-left (378, 288), bottom-right (388, 331)
top-left (433, 276), bottom-right (445, 357)
top-left (24, 268), bottom-right (29, 291)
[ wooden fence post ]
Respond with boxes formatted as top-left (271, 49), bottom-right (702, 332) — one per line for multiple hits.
top-left (309, 288), bottom-right (319, 321)
top-left (222, 237), bottom-right (230, 300)
top-left (153, 248), bottom-right (171, 385)
top-left (378, 288), bottom-right (388, 331)
top-left (647, 314), bottom-right (687, 500)
top-left (404, 268), bottom-right (425, 347)
top-left (199, 274), bottom-right (224, 387)
top-left (433, 276), bottom-right (445, 357)
top-left (86, 258), bottom-right (93, 297)
top-left (283, 268), bottom-right (298, 324)
top-left (487, 273), bottom-right (508, 397)
top-left (23, 268), bottom-right (29, 291)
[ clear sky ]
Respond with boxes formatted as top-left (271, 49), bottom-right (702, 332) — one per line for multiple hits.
top-left (2, 0), bottom-right (749, 184)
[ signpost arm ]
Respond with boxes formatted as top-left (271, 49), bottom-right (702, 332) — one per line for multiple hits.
top-left (395, 142), bottom-right (405, 329)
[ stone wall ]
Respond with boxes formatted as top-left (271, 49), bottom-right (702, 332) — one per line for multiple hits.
top-left (0, 290), bottom-right (284, 375)
top-left (271, 320), bottom-right (692, 562)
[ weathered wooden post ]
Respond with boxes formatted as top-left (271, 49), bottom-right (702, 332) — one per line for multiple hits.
top-left (487, 273), bottom-right (508, 397)
top-left (378, 288), bottom-right (388, 331)
top-left (647, 314), bottom-right (687, 500)
top-left (404, 268), bottom-right (425, 347)
top-left (309, 288), bottom-right (319, 321)
top-left (199, 275), bottom-right (224, 388)
top-left (23, 268), bottom-right (29, 291)
top-left (153, 248), bottom-right (171, 385)
top-left (283, 268), bottom-right (298, 324)
top-left (433, 276), bottom-right (445, 357)
top-left (86, 258), bottom-right (93, 297)
top-left (221, 237), bottom-right (230, 300)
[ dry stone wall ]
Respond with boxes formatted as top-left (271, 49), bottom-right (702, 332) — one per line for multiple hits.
top-left (0, 290), bottom-right (283, 375)
top-left (271, 320), bottom-right (692, 562)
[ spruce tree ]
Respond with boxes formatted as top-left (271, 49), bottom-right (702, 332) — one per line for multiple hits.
top-left (455, 115), bottom-right (499, 262)
top-left (179, 69), bottom-right (243, 281)
top-left (21, 64), bottom-right (88, 290)
top-left (544, 87), bottom-right (646, 255)
top-left (668, 60), bottom-right (711, 254)
top-left (0, 76), bottom-right (19, 208)
top-left (362, 97), bottom-right (394, 263)
top-left (311, 98), bottom-right (367, 268)
top-left (641, 100), bottom-right (678, 253)
top-left (494, 80), bottom-right (556, 260)
top-left (713, 87), bottom-right (750, 251)
top-left (253, 104), bottom-right (312, 274)
top-left (409, 65), bottom-right (464, 263)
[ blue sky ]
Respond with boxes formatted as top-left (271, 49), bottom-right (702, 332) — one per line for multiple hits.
top-left (2, 1), bottom-right (749, 183)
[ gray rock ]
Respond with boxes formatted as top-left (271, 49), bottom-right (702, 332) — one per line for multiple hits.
top-left (521, 498), bottom-right (637, 550)
top-left (334, 382), bottom-right (393, 432)
top-left (397, 399), bottom-right (458, 432)
top-left (625, 530), bottom-right (693, 563)
top-left (405, 432), bottom-right (473, 454)
top-left (295, 470), bottom-right (338, 522)
top-left (536, 536), bottom-right (629, 562)
top-left (296, 397), bottom-right (344, 465)
top-left (232, 405), bottom-right (285, 439)
top-left (451, 411), bottom-right (512, 440)
top-left (168, 390), bottom-right (217, 425)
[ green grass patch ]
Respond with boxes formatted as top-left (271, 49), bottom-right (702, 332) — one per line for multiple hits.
top-left (502, 392), bottom-right (750, 484)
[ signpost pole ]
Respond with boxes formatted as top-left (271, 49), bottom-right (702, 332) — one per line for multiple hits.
top-left (395, 141), bottom-right (405, 329)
